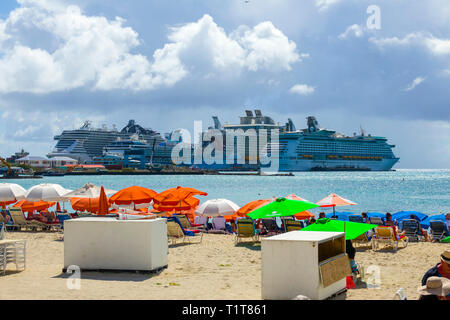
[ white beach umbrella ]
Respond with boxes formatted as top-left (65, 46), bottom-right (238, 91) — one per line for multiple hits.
top-left (25, 183), bottom-right (72, 201)
top-left (195, 199), bottom-right (240, 217)
top-left (63, 183), bottom-right (117, 199)
top-left (0, 183), bottom-right (27, 202)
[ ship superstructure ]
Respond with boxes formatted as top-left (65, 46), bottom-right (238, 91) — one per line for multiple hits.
top-left (48, 120), bottom-right (166, 163)
top-left (198, 111), bottom-right (399, 171)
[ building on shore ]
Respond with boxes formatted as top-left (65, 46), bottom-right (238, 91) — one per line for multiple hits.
top-left (16, 156), bottom-right (78, 169)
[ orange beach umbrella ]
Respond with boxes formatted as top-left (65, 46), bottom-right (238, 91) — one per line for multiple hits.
top-left (109, 186), bottom-right (158, 205)
top-left (0, 200), bottom-right (17, 208)
top-left (235, 199), bottom-right (273, 218)
top-left (71, 197), bottom-right (103, 213)
top-left (13, 200), bottom-right (56, 213)
top-left (152, 186), bottom-right (207, 212)
top-left (98, 186), bottom-right (109, 216)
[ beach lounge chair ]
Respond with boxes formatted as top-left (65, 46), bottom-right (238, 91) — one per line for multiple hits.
top-left (167, 218), bottom-right (202, 244)
top-left (429, 221), bottom-right (448, 242)
top-left (280, 216), bottom-right (294, 231)
top-left (175, 214), bottom-right (205, 231)
top-left (55, 214), bottom-right (72, 239)
top-left (349, 216), bottom-right (364, 223)
top-left (194, 215), bottom-right (208, 230)
top-left (235, 218), bottom-right (259, 244)
top-left (285, 220), bottom-right (303, 232)
top-left (0, 239), bottom-right (26, 275)
top-left (369, 217), bottom-right (384, 226)
top-left (372, 226), bottom-right (408, 252)
top-left (0, 213), bottom-right (8, 225)
top-left (352, 232), bottom-right (371, 248)
top-left (8, 208), bottom-right (30, 231)
top-left (401, 219), bottom-right (421, 242)
top-left (261, 218), bottom-right (282, 236)
top-left (209, 216), bottom-right (228, 234)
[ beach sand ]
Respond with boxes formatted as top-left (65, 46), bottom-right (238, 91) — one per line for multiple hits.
top-left (0, 231), bottom-right (448, 300)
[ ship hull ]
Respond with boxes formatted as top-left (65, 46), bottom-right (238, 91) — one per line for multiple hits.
top-left (276, 158), bottom-right (399, 172)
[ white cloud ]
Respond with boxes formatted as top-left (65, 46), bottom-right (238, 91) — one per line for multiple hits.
top-left (0, 3), bottom-right (301, 94)
top-left (370, 32), bottom-right (450, 56)
top-left (315, 0), bottom-right (343, 12)
top-left (154, 15), bottom-right (301, 78)
top-left (404, 76), bottom-right (426, 92)
top-left (289, 84), bottom-right (315, 95)
top-left (338, 24), bottom-right (364, 40)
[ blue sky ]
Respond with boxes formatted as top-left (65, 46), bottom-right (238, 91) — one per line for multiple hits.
top-left (0, 0), bottom-right (449, 168)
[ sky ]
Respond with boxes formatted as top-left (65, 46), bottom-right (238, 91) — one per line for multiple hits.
top-left (0, 0), bottom-right (449, 168)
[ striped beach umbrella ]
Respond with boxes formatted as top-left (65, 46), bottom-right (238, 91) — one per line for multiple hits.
top-left (316, 193), bottom-right (357, 215)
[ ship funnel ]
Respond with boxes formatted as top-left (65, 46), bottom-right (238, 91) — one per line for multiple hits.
top-left (287, 118), bottom-right (296, 131)
top-left (245, 110), bottom-right (253, 117)
top-left (212, 116), bottom-right (222, 130)
top-left (307, 116), bottom-right (320, 132)
top-left (254, 110), bottom-right (262, 117)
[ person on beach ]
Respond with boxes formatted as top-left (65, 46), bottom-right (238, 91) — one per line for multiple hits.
top-left (422, 249), bottom-right (450, 286)
top-left (444, 214), bottom-right (450, 237)
top-left (360, 212), bottom-right (374, 240)
top-left (319, 212), bottom-right (326, 219)
top-left (361, 212), bottom-right (368, 223)
top-left (409, 214), bottom-right (430, 242)
top-left (417, 276), bottom-right (450, 300)
top-left (308, 218), bottom-right (316, 225)
top-left (1, 209), bottom-right (11, 224)
top-left (385, 212), bottom-right (406, 240)
top-left (346, 240), bottom-right (359, 275)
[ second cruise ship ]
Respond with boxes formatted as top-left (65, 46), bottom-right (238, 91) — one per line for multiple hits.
top-left (198, 110), bottom-right (399, 171)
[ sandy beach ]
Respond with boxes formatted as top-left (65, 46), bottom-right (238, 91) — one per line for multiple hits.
top-left (0, 230), bottom-right (448, 300)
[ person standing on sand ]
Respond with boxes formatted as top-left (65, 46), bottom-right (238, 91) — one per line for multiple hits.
top-left (422, 249), bottom-right (450, 286)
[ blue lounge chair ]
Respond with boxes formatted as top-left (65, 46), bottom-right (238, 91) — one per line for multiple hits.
top-left (349, 216), bottom-right (364, 223)
top-left (57, 214), bottom-right (72, 230)
top-left (429, 221), bottom-right (448, 242)
top-left (401, 219), bottom-right (421, 242)
top-left (369, 217), bottom-right (384, 225)
top-left (167, 216), bottom-right (203, 244)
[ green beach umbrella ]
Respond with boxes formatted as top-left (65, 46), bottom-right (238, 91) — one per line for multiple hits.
top-left (442, 236), bottom-right (450, 243)
top-left (247, 197), bottom-right (319, 220)
top-left (300, 218), bottom-right (377, 240)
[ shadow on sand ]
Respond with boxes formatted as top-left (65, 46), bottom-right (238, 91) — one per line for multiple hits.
top-left (234, 241), bottom-right (261, 251)
top-left (52, 267), bottom-right (166, 282)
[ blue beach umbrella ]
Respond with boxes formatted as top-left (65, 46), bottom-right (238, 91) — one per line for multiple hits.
top-left (366, 212), bottom-right (386, 219)
top-left (420, 214), bottom-right (446, 229)
top-left (393, 211), bottom-right (428, 227)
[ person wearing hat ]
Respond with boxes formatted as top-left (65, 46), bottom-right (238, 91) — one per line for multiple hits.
top-left (421, 249), bottom-right (450, 286)
top-left (418, 276), bottom-right (450, 300)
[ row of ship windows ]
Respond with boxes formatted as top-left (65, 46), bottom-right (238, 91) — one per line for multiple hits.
top-left (297, 155), bottom-right (384, 160)
top-left (298, 146), bottom-right (390, 151)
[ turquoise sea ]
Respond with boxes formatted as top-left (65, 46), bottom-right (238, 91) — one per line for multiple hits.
top-left (7, 169), bottom-right (450, 216)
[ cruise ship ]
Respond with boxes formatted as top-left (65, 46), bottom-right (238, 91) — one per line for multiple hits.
top-left (268, 116), bottom-right (399, 171)
top-left (197, 110), bottom-right (399, 171)
top-left (48, 120), bottom-right (167, 163)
